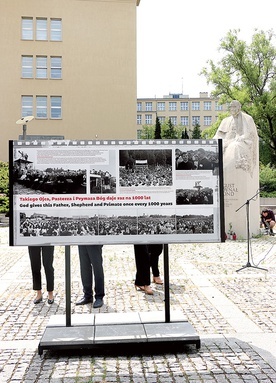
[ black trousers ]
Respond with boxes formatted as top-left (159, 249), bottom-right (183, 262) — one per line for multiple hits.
top-left (28, 246), bottom-right (54, 291)
top-left (134, 244), bottom-right (150, 286)
top-left (78, 245), bottom-right (105, 300)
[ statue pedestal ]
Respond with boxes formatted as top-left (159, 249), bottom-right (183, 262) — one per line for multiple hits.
top-left (223, 167), bottom-right (260, 240)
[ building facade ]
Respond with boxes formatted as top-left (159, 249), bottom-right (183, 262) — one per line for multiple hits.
top-left (0, 0), bottom-right (140, 162)
top-left (136, 92), bottom-right (228, 137)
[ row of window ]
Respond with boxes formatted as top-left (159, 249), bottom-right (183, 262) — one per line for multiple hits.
top-left (22, 17), bottom-right (62, 41)
top-left (137, 115), bottom-right (212, 126)
top-left (22, 56), bottom-right (62, 79)
top-left (22, 96), bottom-right (62, 119)
top-left (137, 101), bottom-right (223, 112)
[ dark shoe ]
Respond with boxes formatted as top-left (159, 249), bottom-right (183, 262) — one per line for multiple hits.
top-left (76, 297), bottom-right (93, 306)
top-left (93, 298), bottom-right (103, 308)
top-left (34, 297), bottom-right (43, 304)
top-left (48, 298), bottom-right (54, 304)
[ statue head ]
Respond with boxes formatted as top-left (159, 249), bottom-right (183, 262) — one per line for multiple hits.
top-left (229, 100), bottom-right (241, 117)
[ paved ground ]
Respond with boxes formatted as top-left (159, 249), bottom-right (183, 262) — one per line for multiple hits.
top-left (0, 223), bottom-right (275, 382)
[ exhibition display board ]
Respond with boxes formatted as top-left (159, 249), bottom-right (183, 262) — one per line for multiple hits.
top-left (9, 139), bottom-right (224, 246)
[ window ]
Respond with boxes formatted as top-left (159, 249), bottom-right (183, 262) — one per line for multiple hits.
top-left (36, 96), bottom-right (47, 118)
top-left (51, 96), bottom-right (62, 118)
top-left (137, 115), bottom-right (142, 125)
top-left (21, 96), bottom-right (33, 117)
top-left (170, 116), bottom-right (177, 125)
top-left (137, 129), bottom-right (142, 139)
top-left (36, 56), bottom-right (47, 79)
top-left (204, 116), bottom-right (212, 126)
top-left (36, 18), bottom-right (47, 40)
top-left (157, 102), bottom-right (165, 111)
top-left (22, 18), bottom-right (33, 40)
top-left (215, 102), bottom-right (223, 111)
top-left (137, 102), bottom-right (142, 111)
top-left (22, 56), bottom-right (33, 78)
top-left (180, 102), bottom-right (188, 111)
top-left (192, 102), bottom-right (200, 111)
top-left (50, 19), bottom-right (62, 41)
top-left (204, 101), bottom-right (211, 111)
top-left (51, 57), bottom-right (62, 79)
top-left (145, 102), bottom-right (152, 111)
top-left (145, 114), bottom-right (152, 124)
top-left (180, 116), bottom-right (188, 126)
top-left (192, 116), bottom-right (200, 125)
top-left (169, 102), bottom-right (177, 111)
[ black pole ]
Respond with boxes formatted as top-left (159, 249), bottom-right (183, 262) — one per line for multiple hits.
top-left (163, 244), bottom-right (170, 323)
top-left (65, 245), bottom-right (71, 326)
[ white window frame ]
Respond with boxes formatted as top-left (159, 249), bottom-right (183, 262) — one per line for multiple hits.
top-left (22, 18), bottom-right (33, 40)
top-left (145, 102), bottom-right (152, 111)
top-left (170, 116), bottom-right (177, 125)
top-left (36, 18), bottom-right (47, 40)
top-left (51, 96), bottom-right (62, 119)
top-left (50, 56), bottom-right (62, 79)
top-left (36, 96), bottom-right (47, 119)
top-left (204, 116), bottom-right (212, 126)
top-left (180, 116), bottom-right (188, 126)
top-left (137, 102), bottom-right (142, 111)
top-left (22, 56), bottom-right (33, 78)
top-left (204, 101), bottom-right (211, 111)
top-left (137, 115), bottom-right (142, 125)
top-left (192, 102), bottom-right (200, 111)
top-left (157, 102), bottom-right (165, 111)
top-left (36, 56), bottom-right (47, 79)
top-left (180, 102), bottom-right (188, 111)
top-left (145, 114), bottom-right (152, 124)
top-left (21, 96), bottom-right (33, 117)
top-left (169, 102), bottom-right (177, 111)
top-left (50, 19), bottom-right (62, 41)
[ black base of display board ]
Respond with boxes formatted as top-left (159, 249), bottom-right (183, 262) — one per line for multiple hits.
top-left (38, 312), bottom-right (200, 355)
top-left (38, 245), bottom-right (201, 356)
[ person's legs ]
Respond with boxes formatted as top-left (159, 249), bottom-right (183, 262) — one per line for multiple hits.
top-left (41, 246), bottom-right (54, 300)
top-left (134, 245), bottom-right (151, 286)
top-left (86, 245), bottom-right (105, 300)
top-left (78, 245), bottom-right (93, 300)
top-left (28, 246), bottom-right (43, 301)
top-left (150, 253), bottom-right (160, 277)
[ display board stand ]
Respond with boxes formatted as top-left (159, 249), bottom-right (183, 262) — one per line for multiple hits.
top-left (38, 244), bottom-right (201, 356)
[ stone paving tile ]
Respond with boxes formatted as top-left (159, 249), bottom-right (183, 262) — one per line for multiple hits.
top-left (0, 227), bottom-right (275, 382)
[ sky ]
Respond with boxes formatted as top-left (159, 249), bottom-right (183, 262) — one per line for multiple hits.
top-left (136, 0), bottom-right (276, 98)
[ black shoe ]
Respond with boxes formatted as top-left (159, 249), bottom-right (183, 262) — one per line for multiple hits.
top-left (34, 297), bottom-right (43, 304)
top-left (93, 298), bottom-right (103, 308)
top-left (76, 297), bottom-right (93, 306)
top-left (48, 298), bottom-right (54, 304)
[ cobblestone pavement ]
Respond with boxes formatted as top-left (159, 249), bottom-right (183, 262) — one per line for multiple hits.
top-left (0, 226), bottom-right (275, 382)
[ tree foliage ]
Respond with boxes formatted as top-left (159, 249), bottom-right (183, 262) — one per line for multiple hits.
top-left (154, 116), bottom-right (162, 139)
top-left (201, 29), bottom-right (276, 162)
top-left (191, 123), bottom-right (202, 139)
top-left (0, 161), bottom-right (9, 213)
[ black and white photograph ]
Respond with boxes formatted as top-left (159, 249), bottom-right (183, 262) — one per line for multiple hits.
top-left (119, 149), bottom-right (173, 188)
top-left (176, 212), bottom-right (214, 234)
top-left (175, 147), bottom-right (219, 173)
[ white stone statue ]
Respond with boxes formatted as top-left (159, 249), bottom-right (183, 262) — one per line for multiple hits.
top-left (214, 100), bottom-right (258, 177)
top-left (214, 100), bottom-right (260, 239)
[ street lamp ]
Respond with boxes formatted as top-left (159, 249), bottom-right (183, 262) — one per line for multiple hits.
top-left (16, 115), bottom-right (34, 140)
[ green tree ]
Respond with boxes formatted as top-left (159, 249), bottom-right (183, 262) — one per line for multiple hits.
top-left (201, 29), bottom-right (276, 162)
top-left (0, 161), bottom-right (9, 213)
top-left (181, 127), bottom-right (189, 139)
top-left (162, 118), bottom-right (178, 139)
top-left (191, 123), bottom-right (202, 139)
top-left (139, 125), bottom-right (155, 139)
top-left (154, 116), bottom-right (162, 139)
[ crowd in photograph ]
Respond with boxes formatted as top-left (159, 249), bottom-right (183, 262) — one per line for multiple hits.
top-left (20, 215), bottom-right (99, 236)
top-left (138, 217), bottom-right (176, 235)
top-left (13, 165), bottom-right (86, 194)
top-left (119, 165), bottom-right (172, 187)
top-left (176, 216), bottom-right (214, 234)
top-left (176, 188), bottom-right (213, 205)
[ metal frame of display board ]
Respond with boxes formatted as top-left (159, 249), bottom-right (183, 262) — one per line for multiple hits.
top-left (38, 244), bottom-right (201, 356)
